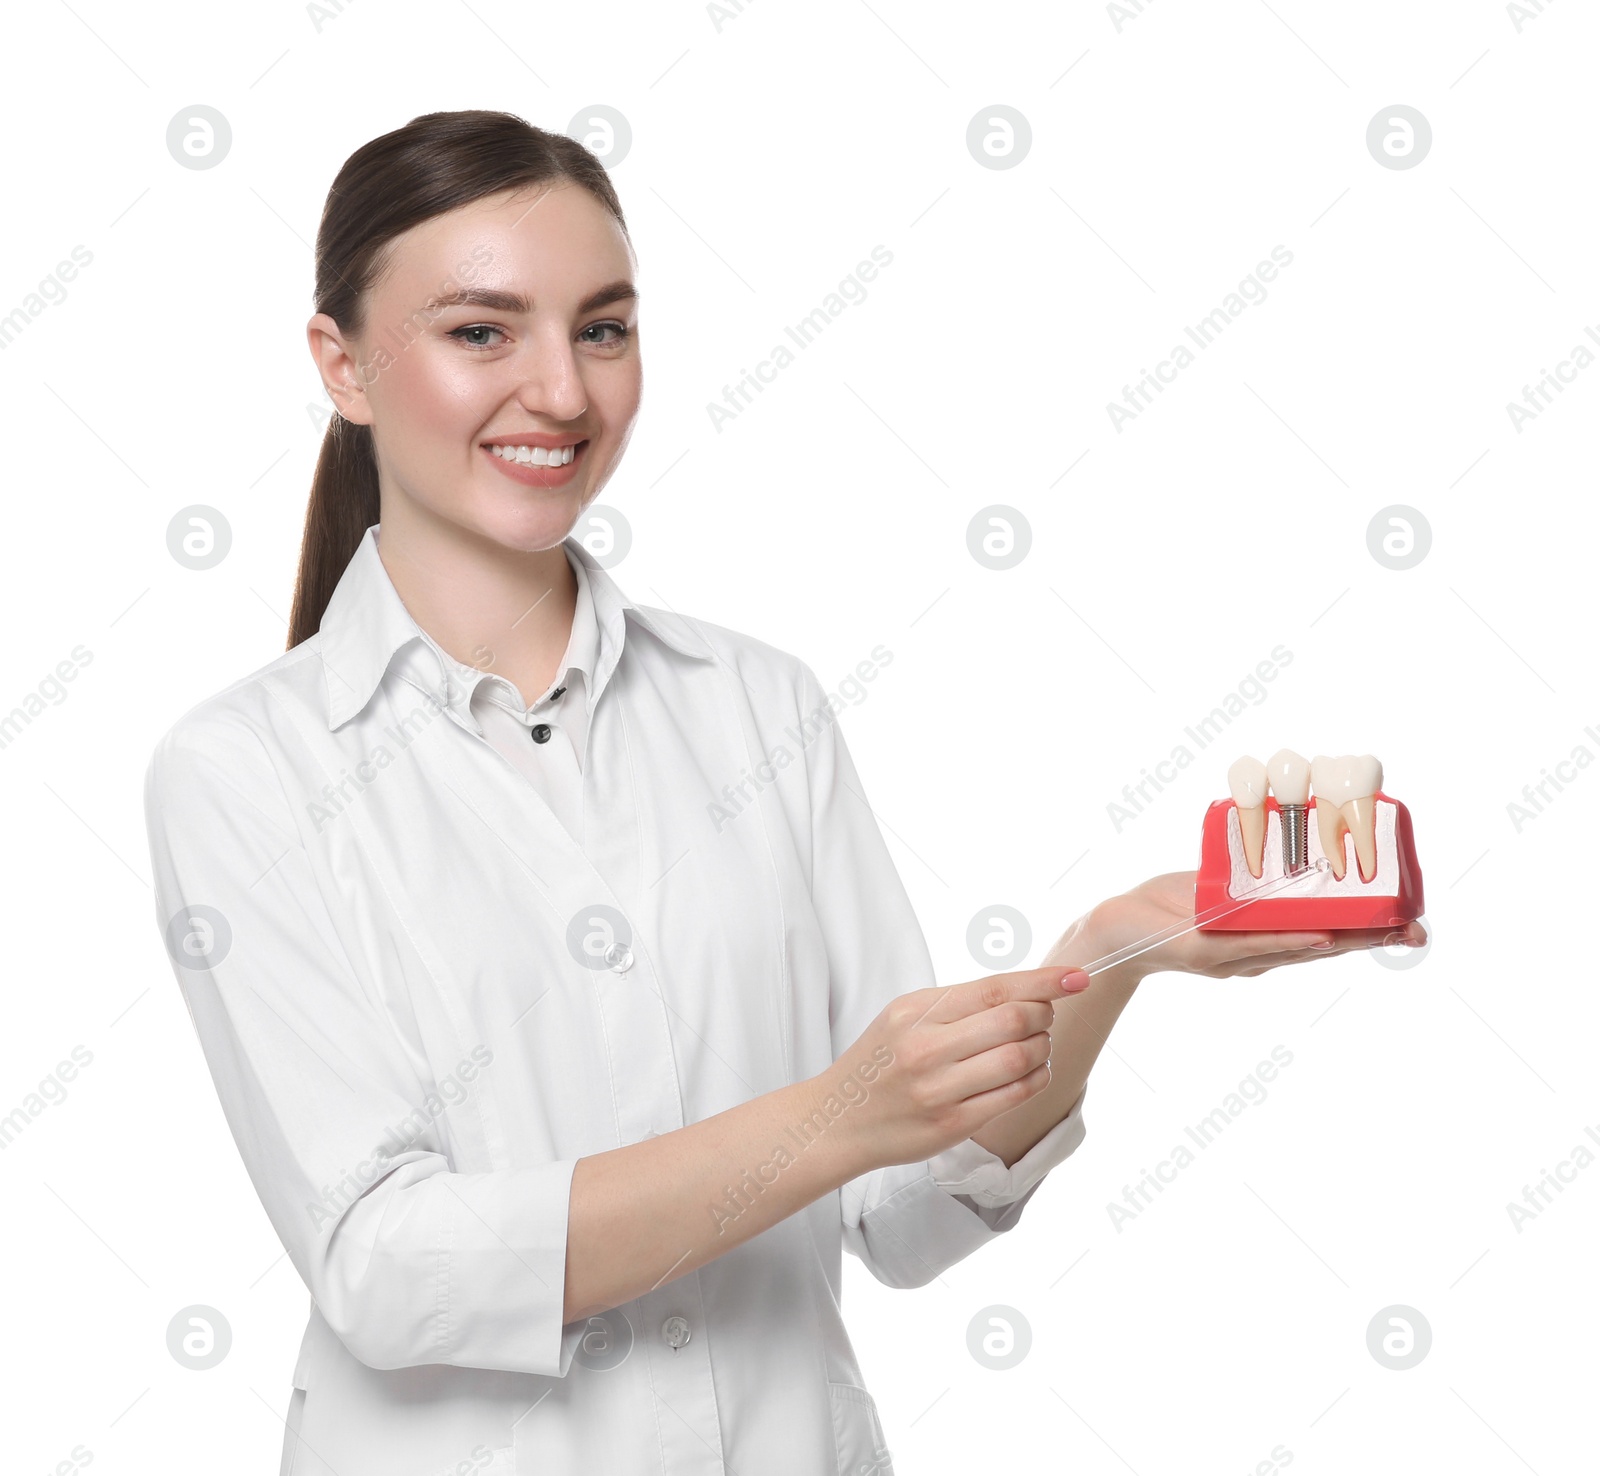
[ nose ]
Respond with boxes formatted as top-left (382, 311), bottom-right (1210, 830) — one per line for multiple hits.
top-left (513, 329), bottom-right (588, 423)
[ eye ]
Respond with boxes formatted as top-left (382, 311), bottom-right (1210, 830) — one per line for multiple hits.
top-left (449, 324), bottom-right (508, 349)
top-left (579, 320), bottom-right (631, 347)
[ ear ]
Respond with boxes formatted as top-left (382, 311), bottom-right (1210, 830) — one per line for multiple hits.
top-left (306, 312), bottom-right (373, 427)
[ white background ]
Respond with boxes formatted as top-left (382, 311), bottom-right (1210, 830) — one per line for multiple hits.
top-left (2, 1), bottom-right (1594, 1471)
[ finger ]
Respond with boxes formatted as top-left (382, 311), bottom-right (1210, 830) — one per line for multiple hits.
top-left (1213, 948), bottom-right (1345, 976)
top-left (945, 997), bottom-right (1057, 1061)
top-left (955, 1061), bottom-right (1054, 1125)
top-left (936, 966), bottom-right (1088, 1024)
top-left (1287, 925), bottom-right (1426, 953)
top-left (944, 1030), bottom-right (1054, 1102)
top-left (1193, 921), bottom-right (1427, 969)
top-left (940, 1050), bottom-right (1056, 1120)
top-left (1197, 930), bottom-right (1336, 959)
top-left (1209, 934), bottom-right (1413, 975)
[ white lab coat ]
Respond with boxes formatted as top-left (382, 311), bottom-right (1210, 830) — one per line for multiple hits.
top-left (143, 524), bottom-right (1088, 1474)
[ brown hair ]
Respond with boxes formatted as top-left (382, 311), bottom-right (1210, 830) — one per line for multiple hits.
top-left (285, 109), bottom-right (627, 650)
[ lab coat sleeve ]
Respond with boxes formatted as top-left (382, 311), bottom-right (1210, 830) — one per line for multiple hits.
top-left (796, 665), bottom-right (1088, 1284)
top-left (144, 711), bottom-right (588, 1378)
top-left (926, 1083), bottom-right (1088, 1228)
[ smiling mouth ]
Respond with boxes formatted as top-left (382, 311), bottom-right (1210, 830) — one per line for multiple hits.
top-left (482, 440), bottom-right (586, 467)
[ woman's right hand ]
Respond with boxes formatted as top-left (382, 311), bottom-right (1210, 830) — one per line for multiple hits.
top-left (830, 965), bottom-right (1090, 1169)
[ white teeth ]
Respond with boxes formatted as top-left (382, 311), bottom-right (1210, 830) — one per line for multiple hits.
top-left (1228, 755), bottom-right (1269, 807)
top-left (1310, 755), bottom-right (1340, 797)
top-left (1339, 754), bottom-right (1383, 883)
top-left (1344, 754), bottom-right (1382, 801)
top-left (1266, 748), bottom-right (1311, 806)
top-left (1228, 756), bottom-right (1269, 878)
top-left (1311, 754), bottom-right (1383, 882)
top-left (1312, 755), bottom-right (1350, 880)
top-left (488, 443), bottom-right (576, 466)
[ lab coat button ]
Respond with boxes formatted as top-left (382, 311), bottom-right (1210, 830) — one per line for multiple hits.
top-left (662, 1315), bottom-right (691, 1349)
top-left (530, 723), bottom-right (552, 744)
top-left (605, 943), bottom-right (634, 973)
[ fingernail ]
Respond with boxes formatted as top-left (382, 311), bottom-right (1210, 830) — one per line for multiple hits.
top-left (1312, 940), bottom-right (1335, 950)
top-left (1059, 969), bottom-right (1090, 994)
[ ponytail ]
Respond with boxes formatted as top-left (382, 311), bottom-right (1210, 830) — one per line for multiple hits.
top-left (286, 414), bottom-right (381, 649)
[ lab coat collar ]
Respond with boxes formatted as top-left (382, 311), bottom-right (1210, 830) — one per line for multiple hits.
top-left (319, 522), bottom-right (715, 731)
top-left (398, 541), bottom-right (603, 737)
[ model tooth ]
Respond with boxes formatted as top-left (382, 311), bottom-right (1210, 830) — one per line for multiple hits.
top-left (1228, 755), bottom-right (1269, 879)
top-left (1312, 754), bottom-right (1351, 881)
top-left (1339, 754), bottom-right (1383, 883)
top-left (1266, 748), bottom-right (1311, 805)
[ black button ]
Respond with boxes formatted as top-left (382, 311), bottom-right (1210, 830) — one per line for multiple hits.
top-left (530, 724), bottom-right (552, 744)
top-left (550, 685), bottom-right (567, 701)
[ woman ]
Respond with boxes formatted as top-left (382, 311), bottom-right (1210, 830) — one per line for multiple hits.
top-left (144, 110), bottom-right (1422, 1476)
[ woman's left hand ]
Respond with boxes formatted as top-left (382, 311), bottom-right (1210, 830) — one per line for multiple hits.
top-left (1079, 870), bottom-right (1427, 981)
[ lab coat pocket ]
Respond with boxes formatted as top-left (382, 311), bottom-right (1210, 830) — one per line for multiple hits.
top-left (827, 1382), bottom-right (894, 1476)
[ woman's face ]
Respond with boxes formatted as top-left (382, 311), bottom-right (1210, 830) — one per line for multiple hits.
top-left (311, 181), bottom-right (641, 552)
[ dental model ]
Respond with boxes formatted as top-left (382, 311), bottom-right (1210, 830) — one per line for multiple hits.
top-left (1227, 755), bottom-right (1269, 879)
top-left (1194, 750), bottom-right (1424, 931)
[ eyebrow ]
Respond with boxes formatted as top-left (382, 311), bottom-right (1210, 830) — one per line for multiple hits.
top-left (421, 281), bottom-right (638, 316)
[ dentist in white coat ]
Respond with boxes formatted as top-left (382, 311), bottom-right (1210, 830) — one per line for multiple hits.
top-left (143, 109), bottom-right (1421, 1476)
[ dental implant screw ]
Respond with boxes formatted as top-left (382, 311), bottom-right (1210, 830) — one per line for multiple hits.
top-left (1281, 805), bottom-right (1309, 875)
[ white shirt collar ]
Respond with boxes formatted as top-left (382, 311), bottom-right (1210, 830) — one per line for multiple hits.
top-left (415, 542), bottom-right (599, 729)
top-left (318, 522), bottom-right (715, 732)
